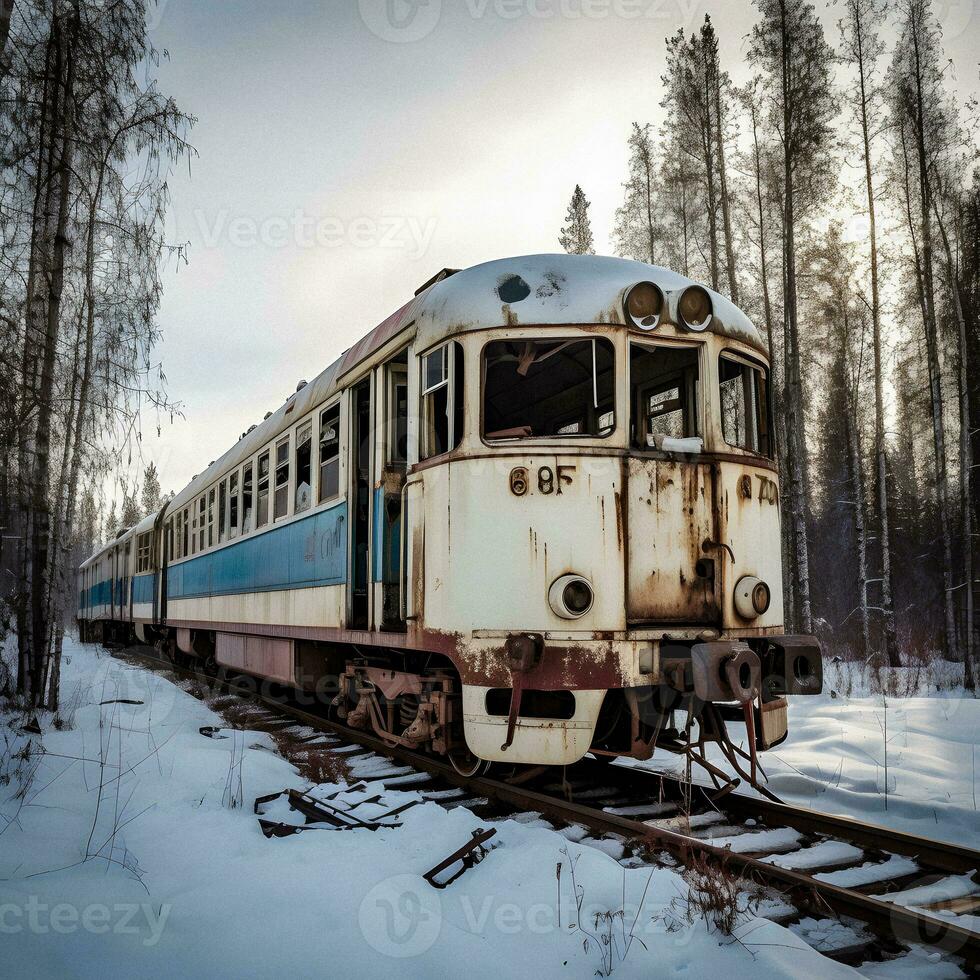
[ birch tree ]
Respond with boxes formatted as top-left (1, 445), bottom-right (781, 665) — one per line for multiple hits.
top-left (613, 123), bottom-right (659, 265)
top-left (839, 0), bottom-right (899, 667)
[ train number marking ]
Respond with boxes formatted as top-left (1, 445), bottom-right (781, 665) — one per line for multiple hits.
top-left (757, 475), bottom-right (779, 505)
top-left (511, 465), bottom-right (576, 496)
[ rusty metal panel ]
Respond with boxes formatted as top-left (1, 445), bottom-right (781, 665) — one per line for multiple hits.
top-left (716, 463), bottom-right (784, 630)
top-left (626, 458), bottom-right (719, 623)
top-left (245, 634), bottom-right (293, 685)
top-left (336, 300), bottom-right (415, 381)
top-left (215, 631), bottom-right (245, 670)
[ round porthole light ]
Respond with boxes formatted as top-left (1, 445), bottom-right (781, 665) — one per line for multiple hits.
top-left (734, 576), bottom-right (771, 619)
top-left (677, 284), bottom-right (714, 332)
top-left (624, 281), bottom-right (665, 330)
top-left (549, 574), bottom-right (595, 620)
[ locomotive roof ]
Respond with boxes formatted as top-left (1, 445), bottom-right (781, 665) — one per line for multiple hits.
top-left (105, 254), bottom-right (764, 533)
top-left (411, 254), bottom-right (765, 354)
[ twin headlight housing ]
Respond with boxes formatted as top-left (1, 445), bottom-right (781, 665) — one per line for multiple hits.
top-left (624, 281), bottom-right (714, 333)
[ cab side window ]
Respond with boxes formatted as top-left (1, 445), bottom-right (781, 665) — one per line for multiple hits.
top-left (420, 342), bottom-right (463, 460)
top-left (719, 354), bottom-right (770, 456)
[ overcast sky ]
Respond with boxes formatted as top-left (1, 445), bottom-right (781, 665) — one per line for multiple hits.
top-left (135, 0), bottom-right (979, 500)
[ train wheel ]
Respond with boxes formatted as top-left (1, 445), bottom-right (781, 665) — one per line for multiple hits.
top-left (448, 745), bottom-right (489, 778)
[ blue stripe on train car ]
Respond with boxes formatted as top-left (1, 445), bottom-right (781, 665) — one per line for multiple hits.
top-left (168, 501), bottom-right (348, 600)
top-left (133, 573), bottom-right (157, 604)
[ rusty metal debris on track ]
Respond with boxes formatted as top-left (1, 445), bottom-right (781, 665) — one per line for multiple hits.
top-left (254, 787), bottom-right (421, 837)
top-left (423, 828), bottom-right (497, 888)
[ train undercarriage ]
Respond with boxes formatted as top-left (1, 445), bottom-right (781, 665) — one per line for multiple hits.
top-left (81, 620), bottom-right (822, 793)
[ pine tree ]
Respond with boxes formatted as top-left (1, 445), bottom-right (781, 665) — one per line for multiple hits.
top-left (613, 123), bottom-right (659, 265)
top-left (141, 462), bottom-right (162, 517)
top-left (121, 490), bottom-right (141, 529)
top-left (559, 185), bottom-right (595, 255)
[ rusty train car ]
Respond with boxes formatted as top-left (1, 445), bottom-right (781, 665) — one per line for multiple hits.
top-left (77, 254), bottom-right (822, 778)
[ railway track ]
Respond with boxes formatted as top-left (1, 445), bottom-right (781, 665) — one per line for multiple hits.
top-left (112, 644), bottom-right (979, 972)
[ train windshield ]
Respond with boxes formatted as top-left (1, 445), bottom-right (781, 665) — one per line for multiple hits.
top-left (483, 338), bottom-right (615, 440)
top-left (719, 353), bottom-right (770, 456)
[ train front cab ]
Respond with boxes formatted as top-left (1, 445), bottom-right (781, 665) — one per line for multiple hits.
top-left (396, 288), bottom-right (821, 769)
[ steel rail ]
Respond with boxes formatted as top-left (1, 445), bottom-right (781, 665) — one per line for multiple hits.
top-left (121, 649), bottom-right (980, 967)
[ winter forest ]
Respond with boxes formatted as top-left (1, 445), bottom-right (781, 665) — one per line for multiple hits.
top-left (561, 0), bottom-right (979, 690)
top-left (1, 0), bottom-right (978, 713)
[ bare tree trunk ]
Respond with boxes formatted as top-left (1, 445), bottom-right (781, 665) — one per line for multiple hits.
top-left (908, 17), bottom-right (958, 663)
top-left (779, 0), bottom-right (812, 634)
top-left (714, 73), bottom-right (739, 305)
top-left (850, 1), bottom-right (900, 667)
top-left (0, 0), bottom-right (12, 85)
top-left (847, 388), bottom-right (871, 661)
top-left (30, 9), bottom-right (76, 707)
top-left (933, 203), bottom-right (976, 689)
top-left (700, 56), bottom-right (719, 291)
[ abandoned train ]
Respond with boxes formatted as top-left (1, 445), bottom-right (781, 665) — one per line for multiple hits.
top-left (77, 254), bottom-right (822, 777)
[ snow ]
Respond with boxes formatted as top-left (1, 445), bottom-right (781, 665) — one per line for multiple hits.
top-left (763, 840), bottom-right (864, 871)
top-left (815, 855), bottom-right (920, 888)
top-left (631, 660), bottom-right (980, 852)
top-left (412, 254), bottom-right (767, 355)
top-left (0, 637), bottom-right (864, 979)
top-left (707, 826), bottom-right (804, 854)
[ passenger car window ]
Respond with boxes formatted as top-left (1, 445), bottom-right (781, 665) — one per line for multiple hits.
top-left (630, 343), bottom-right (700, 448)
top-left (295, 422), bottom-right (312, 513)
top-left (420, 342), bottom-right (463, 459)
top-left (274, 437), bottom-right (290, 520)
top-left (319, 405), bottom-right (340, 502)
top-left (719, 354), bottom-right (770, 456)
top-left (243, 463), bottom-right (254, 532)
top-left (229, 471), bottom-right (239, 538)
top-left (483, 338), bottom-right (615, 440)
top-left (256, 453), bottom-right (270, 528)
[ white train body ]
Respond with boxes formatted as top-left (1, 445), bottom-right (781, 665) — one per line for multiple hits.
top-left (79, 254), bottom-right (821, 771)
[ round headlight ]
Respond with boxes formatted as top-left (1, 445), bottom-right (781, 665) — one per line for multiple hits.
top-left (549, 574), bottom-right (594, 619)
top-left (677, 284), bottom-right (713, 331)
top-left (734, 576), bottom-right (771, 619)
top-left (624, 281), bottom-right (664, 329)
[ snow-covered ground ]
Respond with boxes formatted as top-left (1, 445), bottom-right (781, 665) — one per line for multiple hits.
top-left (0, 638), bottom-right (972, 979)
top-left (633, 658), bottom-right (980, 852)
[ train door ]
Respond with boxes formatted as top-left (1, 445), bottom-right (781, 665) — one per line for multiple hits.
top-left (125, 540), bottom-right (133, 622)
top-left (376, 350), bottom-right (409, 630)
top-left (625, 340), bottom-right (721, 624)
top-left (348, 378), bottom-right (373, 630)
top-left (160, 516), bottom-right (170, 625)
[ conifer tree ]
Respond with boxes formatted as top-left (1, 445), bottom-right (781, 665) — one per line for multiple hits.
top-left (559, 185), bottom-right (595, 255)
